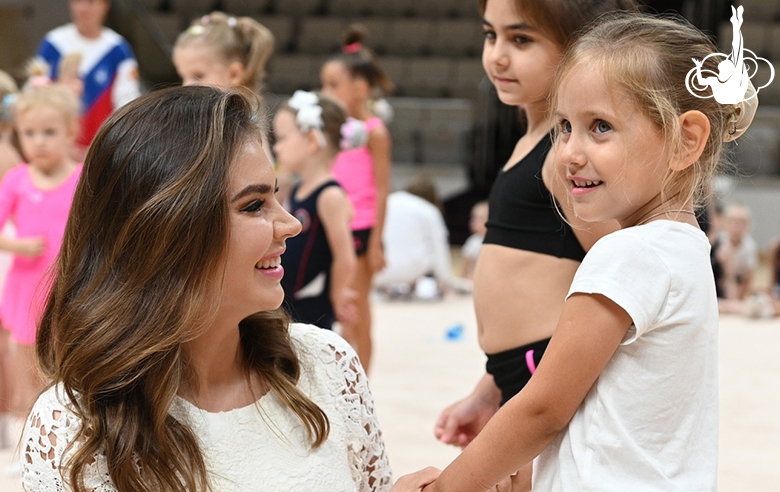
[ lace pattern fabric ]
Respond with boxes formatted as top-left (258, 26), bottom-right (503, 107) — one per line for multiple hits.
top-left (21, 323), bottom-right (392, 491)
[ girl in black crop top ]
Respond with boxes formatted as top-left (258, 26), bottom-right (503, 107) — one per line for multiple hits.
top-left (483, 133), bottom-right (585, 262)
top-left (431, 1), bottom-right (632, 487)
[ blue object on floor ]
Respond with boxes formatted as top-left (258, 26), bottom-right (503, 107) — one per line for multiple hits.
top-left (445, 323), bottom-right (464, 341)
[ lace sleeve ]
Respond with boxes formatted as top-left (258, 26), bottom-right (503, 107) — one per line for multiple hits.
top-left (329, 339), bottom-right (393, 492)
top-left (21, 387), bottom-right (116, 492)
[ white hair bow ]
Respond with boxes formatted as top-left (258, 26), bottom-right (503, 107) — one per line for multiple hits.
top-left (288, 90), bottom-right (324, 134)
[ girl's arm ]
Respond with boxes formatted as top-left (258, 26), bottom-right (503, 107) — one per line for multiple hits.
top-left (0, 235), bottom-right (45, 257)
top-left (421, 293), bottom-right (632, 492)
top-left (318, 186), bottom-right (358, 324)
top-left (0, 168), bottom-right (44, 257)
top-left (542, 148), bottom-right (619, 251)
top-left (367, 124), bottom-right (392, 273)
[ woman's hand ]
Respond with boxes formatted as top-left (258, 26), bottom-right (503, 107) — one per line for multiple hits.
top-left (390, 467), bottom-right (441, 492)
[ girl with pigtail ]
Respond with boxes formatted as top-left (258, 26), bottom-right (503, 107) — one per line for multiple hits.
top-left (275, 91), bottom-right (367, 331)
top-left (321, 24), bottom-right (393, 372)
top-left (173, 11), bottom-right (279, 169)
top-left (173, 11), bottom-right (275, 95)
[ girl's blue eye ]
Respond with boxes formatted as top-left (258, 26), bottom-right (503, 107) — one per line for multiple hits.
top-left (242, 199), bottom-right (265, 213)
top-left (560, 120), bottom-right (572, 134)
top-left (595, 120), bottom-right (611, 133)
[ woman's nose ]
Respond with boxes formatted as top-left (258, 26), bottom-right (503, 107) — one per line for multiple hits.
top-left (276, 206), bottom-right (301, 240)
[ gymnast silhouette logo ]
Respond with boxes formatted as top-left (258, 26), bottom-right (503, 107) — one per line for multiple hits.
top-left (686, 5), bottom-right (773, 104)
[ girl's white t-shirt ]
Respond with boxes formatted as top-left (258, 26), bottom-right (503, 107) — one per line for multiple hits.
top-left (534, 221), bottom-right (718, 491)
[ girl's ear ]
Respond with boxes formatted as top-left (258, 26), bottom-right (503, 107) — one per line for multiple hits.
top-left (227, 61), bottom-right (246, 87)
top-left (304, 129), bottom-right (322, 153)
top-left (671, 110), bottom-right (710, 171)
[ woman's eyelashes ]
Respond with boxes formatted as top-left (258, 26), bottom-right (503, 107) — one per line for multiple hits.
top-left (240, 186), bottom-right (279, 213)
top-left (241, 199), bottom-right (265, 213)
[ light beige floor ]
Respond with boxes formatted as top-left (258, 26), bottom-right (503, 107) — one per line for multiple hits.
top-left (0, 295), bottom-right (777, 490)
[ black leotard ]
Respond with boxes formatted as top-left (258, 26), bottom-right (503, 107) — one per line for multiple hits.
top-left (281, 180), bottom-right (342, 330)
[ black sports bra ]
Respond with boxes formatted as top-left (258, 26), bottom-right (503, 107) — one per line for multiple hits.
top-left (483, 134), bottom-right (586, 262)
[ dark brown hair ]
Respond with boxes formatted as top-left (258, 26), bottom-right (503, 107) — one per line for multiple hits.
top-left (327, 24), bottom-right (394, 96)
top-left (37, 86), bottom-right (328, 491)
top-left (478, 0), bottom-right (639, 49)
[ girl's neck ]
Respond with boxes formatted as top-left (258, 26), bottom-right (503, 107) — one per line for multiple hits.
top-left (349, 102), bottom-right (371, 121)
top-left (296, 154), bottom-right (336, 196)
top-left (29, 158), bottom-right (78, 190)
top-left (627, 196), bottom-right (698, 229)
top-left (522, 99), bottom-right (551, 137)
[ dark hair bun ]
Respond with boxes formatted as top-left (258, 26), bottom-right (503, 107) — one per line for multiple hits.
top-left (342, 24), bottom-right (367, 47)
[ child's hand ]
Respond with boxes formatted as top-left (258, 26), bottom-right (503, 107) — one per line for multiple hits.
top-left (435, 392), bottom-right (499, 449)
top-left (390, 467), bottom-right (440, 492)
top-left (15, 237), bottom-right (45, 257)
top-left (366, 240), bottom-right (385, 273)
top-left (334, 287), bottom-right (358, 325)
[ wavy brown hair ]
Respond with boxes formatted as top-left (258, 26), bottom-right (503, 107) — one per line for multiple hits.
top-left (36, 86), bottom-right (329, 491)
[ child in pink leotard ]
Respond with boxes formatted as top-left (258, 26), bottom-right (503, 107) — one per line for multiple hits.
top-left (2, 84), bottom-right (81, 419)
top-left (321, 24), bottom-right (393, 372)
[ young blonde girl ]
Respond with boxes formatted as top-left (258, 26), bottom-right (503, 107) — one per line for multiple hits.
top-left (320, 24), bottom-right (393, 371)
top-left (395, 12), bottom-right (749, 491)
top-left (4, 84), bottom-right (81, 419)
top-left (274, 91), bottom-right (360, 330)
top-left (173, 11), bottom-right (274, 94)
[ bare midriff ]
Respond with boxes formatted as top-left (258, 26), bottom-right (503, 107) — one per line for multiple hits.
top-left (474, 243), bottom-right (581, 354)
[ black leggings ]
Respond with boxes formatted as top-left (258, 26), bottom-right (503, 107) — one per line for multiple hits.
top-left (485, 338), bottom-right (550, 406)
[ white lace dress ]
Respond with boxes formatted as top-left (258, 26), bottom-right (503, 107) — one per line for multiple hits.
top-left (21, 323), bottom-right (392, 491)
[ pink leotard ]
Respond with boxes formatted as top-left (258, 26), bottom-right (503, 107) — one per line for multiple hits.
top-left (0, 164), bottom-right (82, 344)
top-left (332, 117), bottom-right (385, 231)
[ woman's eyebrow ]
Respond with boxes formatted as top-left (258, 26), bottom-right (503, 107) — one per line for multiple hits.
top-left (231, 183), bottom-right (273, 203)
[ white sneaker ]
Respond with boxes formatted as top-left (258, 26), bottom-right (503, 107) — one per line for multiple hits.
top-left (743, 292), bottom-right (775, 319)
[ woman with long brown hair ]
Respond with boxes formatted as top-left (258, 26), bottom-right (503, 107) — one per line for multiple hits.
top-left (20, 86), bottom-right (391, 491)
